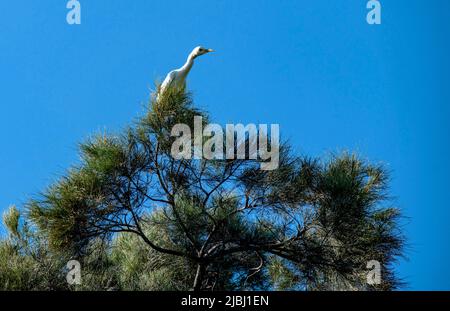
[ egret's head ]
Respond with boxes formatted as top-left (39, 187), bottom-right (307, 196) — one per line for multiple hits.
top-left (191, 46), bottom-right (214, 58)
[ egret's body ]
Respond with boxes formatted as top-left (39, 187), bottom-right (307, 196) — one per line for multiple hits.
top-left (159, 46), bottom-right (213, 97)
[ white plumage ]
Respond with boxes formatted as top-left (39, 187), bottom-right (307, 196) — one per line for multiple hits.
top-left (159, 46), bottom-right (214, 97)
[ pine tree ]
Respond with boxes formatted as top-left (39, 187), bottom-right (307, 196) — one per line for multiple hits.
top-left (2, 87), bottom-right (405, 290)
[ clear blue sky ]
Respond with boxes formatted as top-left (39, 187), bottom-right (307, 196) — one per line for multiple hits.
top-left (0, 1), bottom-right (449, 290)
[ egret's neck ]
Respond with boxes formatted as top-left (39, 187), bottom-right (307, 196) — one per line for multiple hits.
top-left (180, 53), bottom-right (196, 75)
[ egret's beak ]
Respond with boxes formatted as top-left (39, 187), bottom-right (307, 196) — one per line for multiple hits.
top-left (207, 49), bottom-right (214, 53)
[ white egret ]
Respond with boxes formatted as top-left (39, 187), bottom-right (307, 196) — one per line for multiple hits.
top-left (158, 46), bottom-right (214, 97)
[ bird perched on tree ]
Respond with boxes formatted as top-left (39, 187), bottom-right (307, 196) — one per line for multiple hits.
top-left (158, 46), bottom-right (214, 98)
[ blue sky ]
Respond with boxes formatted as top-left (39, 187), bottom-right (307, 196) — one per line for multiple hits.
top-left (0, 1), bottom-right (449, 290)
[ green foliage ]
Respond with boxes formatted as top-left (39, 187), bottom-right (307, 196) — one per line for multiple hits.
top-left (0, 86), bottom-right (405, 291)
top-left (111, 223), bottom-right (194, 291)
top-left (3, 205), bottom-right (20, 237)
top-left (0, 209), bottom-right (68, 290)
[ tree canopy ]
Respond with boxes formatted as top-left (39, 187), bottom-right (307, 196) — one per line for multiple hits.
top-left (0, 87), bottom-right (405, 290)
